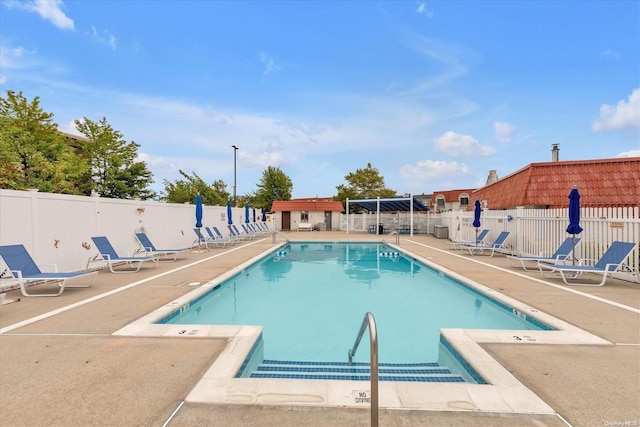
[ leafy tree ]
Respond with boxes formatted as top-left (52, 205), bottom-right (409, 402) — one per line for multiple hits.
top-left (335, 163), bottom-right (396, 211)
top-left (253, 166), bottom-right (293, 210)
top-left (162, 170), bottom-right (229, 205)
top-left (74, 116), bottom-right (156, 199)
top-left (0, 90), bottom-right (87, 193)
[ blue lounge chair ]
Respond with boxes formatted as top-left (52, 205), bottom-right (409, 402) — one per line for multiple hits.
top-left (538, 241), bottom-right (637, 286)
top-left (134, 233), bottom-right (188, 261)
top-left (204, 227), bottom-right (235, 247)
top-left (228, 225), bottom-right (248, 240)
top-left (193, 228), bottom-right (216, 249)
top-left (0, 244), bottom-right (97, 297)
top-left (89, 236), bottom-right (158, 273)
top-left (449, 229), bottom-right (489, 250)
top-left (462, 231), bottom-right (510, 257)
top-left (507, 237), bottom-right (581, 271)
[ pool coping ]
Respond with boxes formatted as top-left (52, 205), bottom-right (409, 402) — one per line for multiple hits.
top-left (113, 241), bottom-right (611, 415)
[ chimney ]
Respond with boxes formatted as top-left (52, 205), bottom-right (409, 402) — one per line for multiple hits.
top-left (486, 170), bottom-right (498, 186)
top-left (551, 143), bottom-right (560, 162)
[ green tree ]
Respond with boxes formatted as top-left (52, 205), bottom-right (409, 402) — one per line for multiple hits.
top-left (335, 163), bottom-right (396, 210)
top-left (162, 170), bottom-right (229, 205)
top-left (0, 90), bottom-right (87, 193)
top-left (253, 166), bottom-right (293, 210)
top-left (74, 116), bottom-right (156, 199)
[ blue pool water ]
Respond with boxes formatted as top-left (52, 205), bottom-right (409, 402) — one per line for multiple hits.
top-left (161, 242), bottom-right (549, 363)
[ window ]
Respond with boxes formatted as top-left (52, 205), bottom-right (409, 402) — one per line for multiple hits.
top-left (459, 195), bottom-right (469, 206)
top-left (436, 196), bottom-right (445, 207)
top-left (301, 211), bottom-right (309, 222)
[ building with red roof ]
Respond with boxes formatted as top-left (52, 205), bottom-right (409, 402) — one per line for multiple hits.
top-left (271, 197), bottom-right (345, 231)
top-left (472, 157), bottom-right (640, 210)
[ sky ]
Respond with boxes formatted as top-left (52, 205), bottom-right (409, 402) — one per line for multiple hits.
top-left (1, 1), bottom-right (639, 200)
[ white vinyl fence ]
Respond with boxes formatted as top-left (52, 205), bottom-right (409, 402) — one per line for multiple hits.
top-left (341, 207), bottom-right (639, 282)
top-left (1, 189), bottom-right (638, 287)
top-left (0, 189), bottom-right (269, 278)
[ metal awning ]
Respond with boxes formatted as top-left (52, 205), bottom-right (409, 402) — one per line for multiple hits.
top-left (349, 197), bottom-right (429, 212)
top-left (345, 196), bottom-right (430, 236)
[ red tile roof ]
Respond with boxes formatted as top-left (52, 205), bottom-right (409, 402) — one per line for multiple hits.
top-left (272, 198), bottom-right (345, 212)
top-left (472, 157), bottom-right (640, 209)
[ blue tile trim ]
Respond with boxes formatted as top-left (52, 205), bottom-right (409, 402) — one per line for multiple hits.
top-left (235, 333), bottom-right (263, 378)
top-left (249, 373), bottom-right (465, 382)
top-left (439, 335), bottom-right (487, 384)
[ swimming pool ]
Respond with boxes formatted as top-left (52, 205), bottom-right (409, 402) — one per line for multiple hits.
top-left (160, 242), bottom-right (550, 365)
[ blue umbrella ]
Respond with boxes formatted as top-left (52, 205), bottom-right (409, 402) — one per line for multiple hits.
top-left (472, 200), bottom-right (481, 241)
top-left (227, 200), bottom-right (233, 225)
top-left (566, 186), bottom-right (583, 264)
top-left (261, 208), bottom-right (267, 222)
top-left (195, 194), bottom-right (203, 228)
top-left (245, 202), bottom-right (250, 223)
top-left (252, 208), bottom-right (256, 223)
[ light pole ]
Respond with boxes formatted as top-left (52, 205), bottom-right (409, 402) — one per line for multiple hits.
top-left (232, 145), bottom-right (238, 207)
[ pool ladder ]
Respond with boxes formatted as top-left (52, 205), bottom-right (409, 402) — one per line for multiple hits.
top-left (381, 230), bottom-right (400, 245)
top-left (270, 230), bottom-right (290, 244)
top-left (348, 312), bottom-right (378, 427)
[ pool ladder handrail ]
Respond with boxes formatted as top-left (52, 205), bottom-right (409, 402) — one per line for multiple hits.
top-left (347, 312), bottom-right (378, 427)
top-left (381, 230), bottom-right (399, 245)
top-left (270, 230), bottom-right (290, 244)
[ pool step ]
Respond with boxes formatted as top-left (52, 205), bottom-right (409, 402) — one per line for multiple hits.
top-left (248, 360), bottom-right (466, 383)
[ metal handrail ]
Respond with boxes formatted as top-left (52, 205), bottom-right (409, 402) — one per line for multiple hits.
top-left (347, 312), bottom-right (378, 427)
top-left (381, 230), bottom-right (399, 245)
top-left (270, 230), bottom-right (290, 244)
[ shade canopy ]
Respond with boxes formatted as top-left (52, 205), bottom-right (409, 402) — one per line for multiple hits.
top-left (244, 202), bottom-right (250, 223)
top-left (349, 197), bottom-right (429, 212)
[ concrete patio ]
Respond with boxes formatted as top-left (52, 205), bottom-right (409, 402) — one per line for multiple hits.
top-left (1, 232), bottom-right (638, 427)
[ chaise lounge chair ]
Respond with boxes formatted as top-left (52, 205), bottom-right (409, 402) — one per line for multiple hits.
top-left (205, 227), bottom-right (235, 247)
top-left (89, 236), bottom-right (158, 273)
top-left (0, 244), bottom-right (97, 297)
top-left (506, 237), bottom-right (581, 271)
top-left (134, 233), bottom-right (188, 261)
top-left (461, 231), bottom-right (510, 257)
top-left (538, 241), bottom-right (637, 286)
top-left (449, 229), bottom-right (489, 251)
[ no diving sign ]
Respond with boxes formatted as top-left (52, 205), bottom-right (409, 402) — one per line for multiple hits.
top-left (352, 390), bottom-right (371, 404)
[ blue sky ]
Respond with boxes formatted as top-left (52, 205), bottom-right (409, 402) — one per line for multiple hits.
top-left (1, 1), bottom-right (639, 199)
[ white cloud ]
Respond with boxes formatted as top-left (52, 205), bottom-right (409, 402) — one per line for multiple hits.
top-left (493, 121), bottom-right (516, 143)
top-left (434, 131), bottom-right (496, 157)
top-left (592, 88), bottom-right (640, 133)
top-left (259, 51), bottom-right (281, 77)
top-left (400, 159), bottom-right (470, 180)
top-left (5, 0), bottom-right (74, 30)
top-left (416, 2), bottom-right (434, 17)
top-left (89, 26), bottom-right (117, 50)
top-left (619, 149), bottom-right (640, 158)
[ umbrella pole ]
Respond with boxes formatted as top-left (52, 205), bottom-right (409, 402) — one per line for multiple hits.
top-left (572, 234), bottom-right (576, 265)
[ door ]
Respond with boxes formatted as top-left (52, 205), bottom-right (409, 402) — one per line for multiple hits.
top-left (324, 211), bottom-right (332, 231)
top-left (282, 211), bottom-right (291, 230)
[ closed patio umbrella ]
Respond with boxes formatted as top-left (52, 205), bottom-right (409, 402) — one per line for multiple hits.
top-left (253, 208), bottom-right (256, 223)
top-left (195, 194), bottom-right (204, 250)
top-left (472, 200), bottom-right (481, 242)
top-left (227, 200), bottom-right (233, 225)
top-left (195, 194), bottom-right (203, 228)
top-left (566, 186), bottom-right (583, 265)
top-left (261, 209), bottom-right (267, 222)
top-left (245, 202), bottom-right (250, 223)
